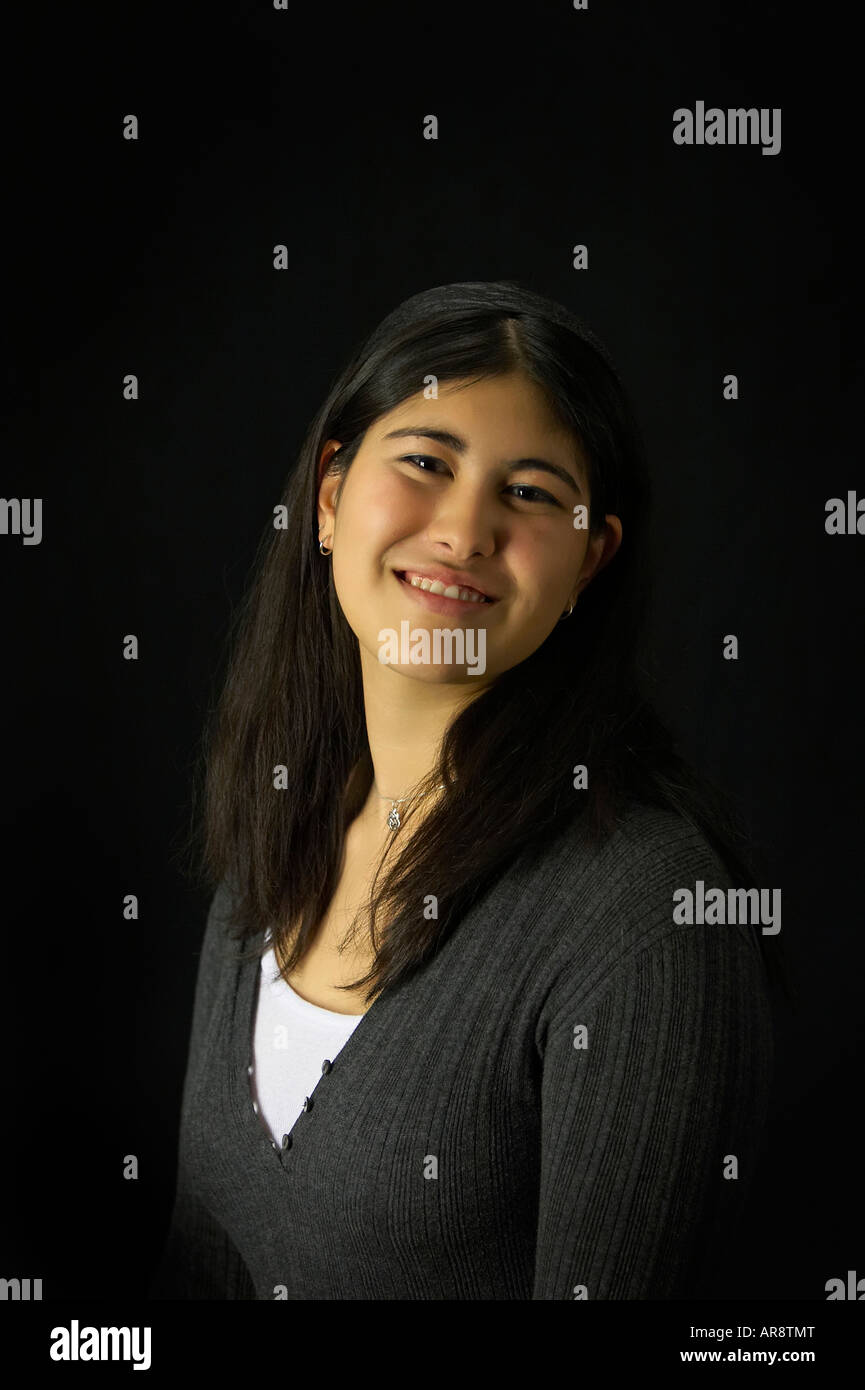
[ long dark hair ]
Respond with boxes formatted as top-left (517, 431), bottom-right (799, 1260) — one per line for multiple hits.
top-left (177, 279), bottom-right (788, 1005)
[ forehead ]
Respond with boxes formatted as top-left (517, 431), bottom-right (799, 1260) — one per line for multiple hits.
top-left (372, 373), bottom-right (578, 450)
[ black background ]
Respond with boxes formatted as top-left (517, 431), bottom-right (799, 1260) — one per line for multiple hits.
top-left (6, 0), bottom-right (861, 1302)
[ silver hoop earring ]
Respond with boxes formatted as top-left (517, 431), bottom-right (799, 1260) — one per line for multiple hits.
top-left (559, 602), bottom-right (575, 621)
top-left (319, 539), bottom-right (332, 556)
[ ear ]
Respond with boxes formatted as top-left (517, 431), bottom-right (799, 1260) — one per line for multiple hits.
top-left (576, 515), bottom-right (622, 595)
top-left (316, 440), bottom-right (344, 537)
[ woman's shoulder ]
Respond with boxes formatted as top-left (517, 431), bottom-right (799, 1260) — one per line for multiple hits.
top-left (195, 877), bottom-right (256, 977)
top-left (519, 797), bottom-right (765, 1006)
top-left (532, 797), bottom-right (735, 901)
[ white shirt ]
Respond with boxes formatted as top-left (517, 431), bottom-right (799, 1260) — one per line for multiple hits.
top-left (250, 935), bottom-right (364, 1148)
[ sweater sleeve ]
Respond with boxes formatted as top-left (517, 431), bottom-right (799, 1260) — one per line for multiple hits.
top-left (148, 882), bottom-right (257, 1300)
top-left (531, 915), bottom-right (774, 1299)
top-left (148, 1155), bottom-right (256, 1300)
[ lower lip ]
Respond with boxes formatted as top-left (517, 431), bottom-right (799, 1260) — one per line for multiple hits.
top-left (392, 571), bottom-right (497, 617)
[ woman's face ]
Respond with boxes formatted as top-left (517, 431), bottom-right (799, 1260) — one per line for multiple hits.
top-left (317, 371), bottom-right (621, 687)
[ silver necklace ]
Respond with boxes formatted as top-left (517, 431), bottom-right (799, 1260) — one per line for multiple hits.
top-left (374, 781), bottom-right (446, 831)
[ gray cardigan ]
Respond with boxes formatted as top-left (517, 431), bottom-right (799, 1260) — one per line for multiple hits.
top-left (149, 801), bottom-right (774, 1299)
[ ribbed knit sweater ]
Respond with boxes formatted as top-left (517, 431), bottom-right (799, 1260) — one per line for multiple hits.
top-left (148, 801), bottom-right (774, 1300)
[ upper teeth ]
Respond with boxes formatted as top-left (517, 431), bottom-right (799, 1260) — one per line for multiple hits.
top-left (403, 571), bottom-right (488, 603)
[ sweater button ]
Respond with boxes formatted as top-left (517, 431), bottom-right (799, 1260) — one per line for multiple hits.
top-left (281, 1133), bottom-right (292, 1150)
top-left (302, 1096), bottom-right (313, 1112)
top-left (247, 1064), bottom-right (253, 1076)
top-left (252, 1101), bottom-right (259, 1115)
top-left (321, 1059), bottom-right (333, 1074)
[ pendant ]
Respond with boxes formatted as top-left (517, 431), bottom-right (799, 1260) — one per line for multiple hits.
top-left (387, 804), bottom-right (401, 831)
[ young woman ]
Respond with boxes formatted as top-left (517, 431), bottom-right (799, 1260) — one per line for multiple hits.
top-left (150, 279), bottom-right (777, 1300)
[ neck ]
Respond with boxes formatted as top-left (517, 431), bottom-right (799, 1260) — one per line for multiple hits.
top-left (355, 643), bottom-right (490, 832)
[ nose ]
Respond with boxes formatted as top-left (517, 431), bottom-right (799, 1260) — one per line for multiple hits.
top-left (426, 481), bottom-right (496, 559)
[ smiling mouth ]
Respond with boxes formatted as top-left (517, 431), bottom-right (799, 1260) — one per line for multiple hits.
top-left (393, 571), bottom-right (496, 605)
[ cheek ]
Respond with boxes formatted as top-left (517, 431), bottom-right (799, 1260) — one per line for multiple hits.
top-left (331, 479), bottom-right (411, 600)
top-left (346, 475), bottom-right (422, 542)
top-left (511, 536), bottom-right (578, 609)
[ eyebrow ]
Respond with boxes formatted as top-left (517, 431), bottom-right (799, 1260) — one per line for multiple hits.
top-left (382, 426), bottom-right (583, 495)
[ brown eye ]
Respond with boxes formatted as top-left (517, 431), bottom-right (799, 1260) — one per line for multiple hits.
top-left (400, 454), bottom-right (443, 472)
top-left (508, 484), bottom-right (560, 505)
